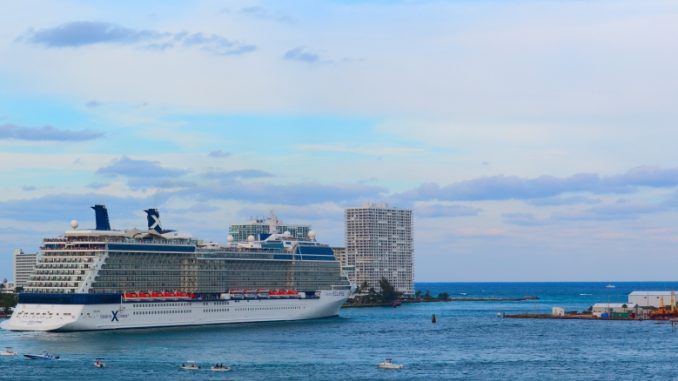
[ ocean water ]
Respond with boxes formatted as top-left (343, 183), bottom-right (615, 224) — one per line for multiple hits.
top-left (2, 282), bottom-right (678, 380)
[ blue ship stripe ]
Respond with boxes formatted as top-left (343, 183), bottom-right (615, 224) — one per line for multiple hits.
top-left (18, 293), bottom-right (122, 305)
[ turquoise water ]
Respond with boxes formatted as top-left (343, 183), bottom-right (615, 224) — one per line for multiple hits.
top-left (2, 282), bottom-right (678, 380)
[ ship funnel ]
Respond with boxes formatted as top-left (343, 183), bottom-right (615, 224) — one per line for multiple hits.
top-left (91, 204), bottom-right (111, 231)
top-left (145, 208), bottom-right (162, 233)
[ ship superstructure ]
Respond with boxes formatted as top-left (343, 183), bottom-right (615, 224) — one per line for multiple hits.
top-left (1, 205), bottom-right (350, 331)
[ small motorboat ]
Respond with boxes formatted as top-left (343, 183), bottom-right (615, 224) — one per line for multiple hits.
top-left (94, 358), bottom-right (106, 368)
top-left (605, 284), bottom-right (616, 288)
top-left (180, 361), bottom-right (200, 370)
top-left (0, 347), bottom-right (17, 356)
top-left (24, 352), bottom-right (60, 360)
top-left (378, 359), bottom-right (403, 369)
top-left (210, 363), bottom-right (232, 372)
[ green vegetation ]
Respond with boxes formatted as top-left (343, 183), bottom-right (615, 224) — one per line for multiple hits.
top-left (0, 293), bottom-right (17, 314)
top-left (347, 277), bottom-right (403, 306)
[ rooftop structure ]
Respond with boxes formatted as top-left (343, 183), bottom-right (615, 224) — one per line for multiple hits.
top-left (591, 303), bottom-right (637, 317)
top-left (228, 212), bottom-right (311, 242)
top-left (628, 291), bottom-right (676, 308)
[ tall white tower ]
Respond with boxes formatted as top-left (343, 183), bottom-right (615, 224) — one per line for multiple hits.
top-left (345, 204), bottom-right (414, 295)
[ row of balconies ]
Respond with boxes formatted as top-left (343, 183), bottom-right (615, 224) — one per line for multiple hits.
top-left (31, 275), bottom-right (84, 281)
top-left (41, 265), bottom-right (87, 270)
top-left (42, 251), bottom-right (101, 255)
top-left (41, 258), bottom-right (94, 263)
top-left (34, 269), bottom-right (84, 275)
top-left (27, 281), bottom-right (79, 288)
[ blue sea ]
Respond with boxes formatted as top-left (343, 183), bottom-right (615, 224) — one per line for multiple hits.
top-left (2, 282), bottom-right (678, 380)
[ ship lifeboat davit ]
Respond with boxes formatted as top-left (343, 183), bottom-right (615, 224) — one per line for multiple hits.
top-left (123, 291), bottom-right (194, 301)
top-left (123, 292), bottom-right (140, 301)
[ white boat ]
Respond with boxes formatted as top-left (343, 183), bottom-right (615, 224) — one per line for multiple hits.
top-left (378, 359), bottom-right (403, 369)
top-left (94, 358), bottom-right (106, 368)
top-left (180, 361), bottom-right (200, 370)
top-left (211, 364), bottom-right (232, 372)
top-left (24, 352), bottom-right (59, 360)
top-left (0, 347), bottom-right (17, 356)
top-left (605, 284), bottom-right (616, 289)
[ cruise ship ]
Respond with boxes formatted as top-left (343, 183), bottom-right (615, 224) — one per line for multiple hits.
top-left (1, 205), bottom-right (350, 331)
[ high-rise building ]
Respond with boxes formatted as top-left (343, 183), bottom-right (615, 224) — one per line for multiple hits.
top-left (13, 249), bottom-right (38, 289)
top-left (331, 246), bottom-right (356, 284)
top-left (228, 212), bottom-right (311, 242)
top-left (345, 204), bottom-right (414, 295)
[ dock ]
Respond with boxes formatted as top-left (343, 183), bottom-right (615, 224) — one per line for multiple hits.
top-left (502, 313), bottom-right (641, 321)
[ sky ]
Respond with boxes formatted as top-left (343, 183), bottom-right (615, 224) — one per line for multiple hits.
top-left (1, 0), bottom-right (678, 282)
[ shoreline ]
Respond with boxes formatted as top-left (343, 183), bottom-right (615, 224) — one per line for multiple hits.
top-left (343, 295), bottom-right (539, 308)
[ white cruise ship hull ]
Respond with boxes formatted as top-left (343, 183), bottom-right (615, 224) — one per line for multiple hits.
top-left (1, 290), bottom-right (349, 332)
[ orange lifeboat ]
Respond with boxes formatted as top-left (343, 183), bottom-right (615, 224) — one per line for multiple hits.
top-left (123, 292), bottom-right (140, 301)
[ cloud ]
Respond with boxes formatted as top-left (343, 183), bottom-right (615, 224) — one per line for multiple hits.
top-left (239, 6), bottom-right (294, 24)
top-left (187, 181), bottom-right (387, 205)
top-left (0, 193), bottom-right (155, 222)
top-left (398, 166), bottom-right (678, 202)
top-left (177, 32), bottom-right (256, 56)
top-left (21, 21), bottom-right (256, 56)
top-left (204, 169), bottom-right (274, 181)
top-left (126, 178), bottom-right (194, 191)
top-left (22, 21), bottom-right (164, 47)
top-left (237, 203), bottom-right (344, 222)
top-left (283, 47), bottom-right (323, 63)
top-left (526, 195), bottom-right (602, 206)
top-left (502, 212), bottom-right (548, 226)
top-left (85, 100), bottom-right (102, 108)
top-left (453, 227), bottom-right (506, 239)
top-left (97, 156), bottom-right (188, 178)
top-left (297, 143), bottom-right (422, 156)
top-left (207, 150), bottom-right (231, 158)
top-left (415, 204), bottom-right (481, 218)
top-left (0, 123), bottom-right (103, 141)
top-left (551, 200), bottom-right (667, 222)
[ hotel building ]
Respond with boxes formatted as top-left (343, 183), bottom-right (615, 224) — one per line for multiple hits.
top-left (345, 204), bottom-right (414, 295)
top-left (13, 249), bottom-right (38, 289)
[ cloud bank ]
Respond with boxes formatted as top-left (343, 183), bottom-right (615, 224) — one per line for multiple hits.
top-left (21, 21), bottom-right (256, 56)
top-left (398, 166), bottom-right (678, 202)
top-left (0, 123), bottom-right (103, 141)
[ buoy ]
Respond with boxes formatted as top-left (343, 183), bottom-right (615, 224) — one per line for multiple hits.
top-left (432, 313), bottom-right (437, 323)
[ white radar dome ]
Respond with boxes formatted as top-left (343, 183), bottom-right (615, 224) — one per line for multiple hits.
top-left (227, 234), bottom-right (234, 242)
top-left (283, 230), bottom-right (291, 236)
top-left (247, 235), bottom-right (255, 242)
top-left (308, 230), bottom-right (317, 241)
top-left (70, 219), bottom-right (79, 230)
